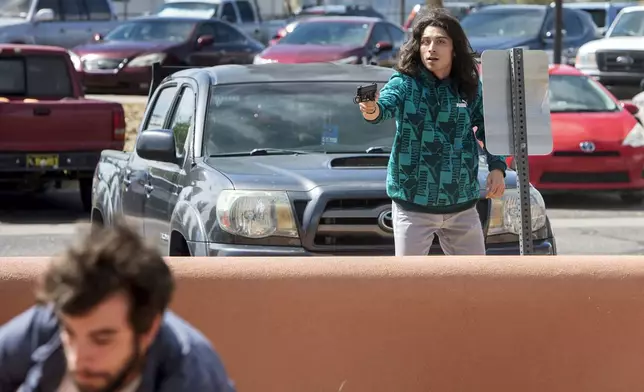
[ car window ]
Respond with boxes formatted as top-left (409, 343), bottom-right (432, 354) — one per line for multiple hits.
top-left (212, 22), bottom-right (247, 43)
top-left (385, 23), bottom-right (405, 47)
top-left (549, 74), bottom-right (619, 113)
top-left (279, 21), bottom-right (371, 46)
top-left (36, 0), bottom-right (62, 21)
top-left (83, 0), bottom-right (112, 21)
top-left (607, 10), bottom-right (644, 37)
top-left (61, 0), bottom-right (86, 20)
top-left (144, 86), bottom-right (179, 131)
top-left (167, 87), bottom-right (196, 157)
top-left (0, 55), bottom-right (72, 98)
top-left (562, 11), bottom-right (584, 36)
top-left (236, 0), bottom-right (255, 22)
top-left (461, 9), bottom-right (546, 38)
top-left (369, 23), bottom-right (391, 46)
top-left (582, 9), bottom-right (606, 28)
top-left (221, 2), bottom-right (238, 23)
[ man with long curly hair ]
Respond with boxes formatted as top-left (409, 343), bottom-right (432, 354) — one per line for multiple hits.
top-left (360, 9), bottom-right (507, 256)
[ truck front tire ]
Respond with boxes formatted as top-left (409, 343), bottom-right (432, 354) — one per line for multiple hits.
top-left (79, 178), bottom-right (92, 212)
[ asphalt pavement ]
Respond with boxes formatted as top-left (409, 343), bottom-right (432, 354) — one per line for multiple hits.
top-left (0, 186), bottom-right (642, 256)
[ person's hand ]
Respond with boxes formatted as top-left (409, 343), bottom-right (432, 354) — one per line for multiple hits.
top-left (486, 169), bottom-right (505, 199)
top-left (359, 91), bottom-right (379, 115)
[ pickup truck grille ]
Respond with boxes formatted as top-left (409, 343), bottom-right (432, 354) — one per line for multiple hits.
top-left (83, 57), bottom-right (126, 71)
top-left (309, 198), bottom-right (490, 253)
top-left (597, 51), bottom-right (644, 72)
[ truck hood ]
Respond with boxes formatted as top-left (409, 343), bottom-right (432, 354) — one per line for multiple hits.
top-left (0, 18), bottom-right (25, 28)
top-left (468, 36), bottom-right (534, 53)
top-left (580, 36), bottom-right (644, 52)
top-left (260, 44), bottom-right (362, 63)
top-left (205, 154), bottom-right (516, 193)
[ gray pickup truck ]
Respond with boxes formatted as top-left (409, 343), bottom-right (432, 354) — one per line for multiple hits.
top-left (0, 0), bottom-right (121, 49)
top-left (90, 63), bottom-right (557, 257)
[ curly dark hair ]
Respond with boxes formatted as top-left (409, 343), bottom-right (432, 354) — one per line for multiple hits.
top-left (396, 8), bottom-right (479, 103)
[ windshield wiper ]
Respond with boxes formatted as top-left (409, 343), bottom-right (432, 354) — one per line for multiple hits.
top-left (210, 148), bottom-right (316, 157)
top-left (365, 146), bottom-right (392, 154)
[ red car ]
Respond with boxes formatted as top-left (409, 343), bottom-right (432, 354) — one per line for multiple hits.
top-left (253, 16), bottom-right (405, 68)
top-left (505, 65), bottom-right (644, 204)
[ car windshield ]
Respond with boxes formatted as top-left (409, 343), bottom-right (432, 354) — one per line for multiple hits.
top-left (461, 9), bottom-right (546, 37)
top-left (0, 55), bottom-right (72, 98)
top-left (277, 21), bottom-right (371, 46)
top-left (0, 0), bottom-right (29, 18)
top-left (104, 20), bottom-right (196, 42)
top-left (549, 74), bottom-right (619, 113)
top-left (157, 1), bottom-right (218, 17)
top-left (204, 82), bottom-right (397, 155)
top-left (607, 10), bottom-right (644, 37)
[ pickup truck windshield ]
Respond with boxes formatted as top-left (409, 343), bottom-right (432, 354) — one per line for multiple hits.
top-left (549, 74), bottom-right (619, 113)
top-left (278, 21), bottom-right (371, 46)
top-left (607, 10), bottom-right (644, 37)
top-left (0, 55), bottom-right (72, 98)
top-left (104, 20), bottom-right (197, 42)
top-left (0, 0), bottom-right (29, 18)
top-left (461, 9), bottom-right (546, 37)
top-left (204, 82), bottom-right (395, 155)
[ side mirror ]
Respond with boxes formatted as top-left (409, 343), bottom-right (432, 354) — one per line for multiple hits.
top-left (93, 33), bottom-right (104, 42)
top-left (374, 41), bottom-right (393, 53)
top-left (621, 101), bottom-right (639, 116)
top-left (196, 34), bottom-right (214, 48)
top-left (33, 8), bottom-right (54, 22)
top-left (136, 129), bottom-right (178, 164)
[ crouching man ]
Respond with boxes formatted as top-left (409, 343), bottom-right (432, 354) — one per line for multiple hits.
top-left (0, 221), bottom-right (236, 392)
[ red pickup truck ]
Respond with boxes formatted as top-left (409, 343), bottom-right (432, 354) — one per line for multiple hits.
top-left (0, 44), bottom-right (125, 211)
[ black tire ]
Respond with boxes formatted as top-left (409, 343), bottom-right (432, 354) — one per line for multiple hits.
top-left (79, 178), bottom-right (92, 212)
top-left (620, 192), bottom-right (644, 205)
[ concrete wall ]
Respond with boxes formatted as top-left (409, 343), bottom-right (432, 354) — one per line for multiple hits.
top-left (2, 256), bottom-right (644, 391)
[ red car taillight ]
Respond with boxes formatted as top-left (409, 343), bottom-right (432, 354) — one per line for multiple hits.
top-left (113, 108), bottom-right (126, 142)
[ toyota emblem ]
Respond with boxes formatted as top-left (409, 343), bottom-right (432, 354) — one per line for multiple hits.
top-left (579, 141), bottom-right (596, 153)
top-left (377, 210), bottom-right (394, 233)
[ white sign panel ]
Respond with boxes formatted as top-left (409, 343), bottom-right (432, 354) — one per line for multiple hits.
top-left (480, 49), bottom-right (553, 156)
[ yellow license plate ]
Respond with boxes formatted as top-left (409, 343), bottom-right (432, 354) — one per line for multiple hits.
top-left (27, 154), bottom-right (59, 168)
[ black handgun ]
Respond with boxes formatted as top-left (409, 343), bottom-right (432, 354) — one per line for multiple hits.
top-left (353, 82), bottom-right (378, 104)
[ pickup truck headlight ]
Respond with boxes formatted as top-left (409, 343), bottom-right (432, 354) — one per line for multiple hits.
top-left (127, 53), bottom-right (167, 67)
top-left (623, 122), bottom-right (644, 148)
top-left (575, 52), bottom-right (597, 68)
top-left (216, 190), bottom-right (298, 239)
top-left (487, 187), bottom-right (547, 236)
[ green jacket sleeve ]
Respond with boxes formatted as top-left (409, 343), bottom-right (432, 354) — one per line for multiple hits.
top-left (472, 81), bottom-right (508, 176)
top-left (365, 73), bottom-right (406, 124)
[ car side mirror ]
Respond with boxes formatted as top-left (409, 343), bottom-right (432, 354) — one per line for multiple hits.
top-left (136, 129), bottom-right (178, 164)
top-left (196, 34), bottom-right (214, 48)
top-left (621, 101), bottom-right (639, 116)
top-left (374, 41), bottom-right (393, 53)
top-left (33, 8), bottom-right (54, 22)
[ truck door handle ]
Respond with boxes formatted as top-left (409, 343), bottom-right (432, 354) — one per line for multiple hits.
top-left (33, 106), bottom-right (51, 116)
top-left (144, 184), bottom-right (154, 193)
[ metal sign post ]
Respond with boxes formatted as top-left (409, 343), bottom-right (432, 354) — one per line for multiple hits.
top-left (509, 48), bottom-right (533, 255)
top-left (480, 48), bottom-right (553, 255)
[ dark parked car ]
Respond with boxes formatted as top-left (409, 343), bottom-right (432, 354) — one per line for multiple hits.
top-left (90, 63), bottom-right (557, 257)
top-left (460, 4), bottom-right (601, 65)
top-left (254, 16), bottom-right (405, 68)
top-left (71, 16), bottom-right (265, 94)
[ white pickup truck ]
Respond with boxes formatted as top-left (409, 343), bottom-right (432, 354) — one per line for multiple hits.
top-left (575, 5), bottom-right (644, 91)
top-left (156, 0), bottom-right (285, 45)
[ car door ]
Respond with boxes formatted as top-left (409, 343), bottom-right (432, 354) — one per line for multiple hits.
top-left (144, 82), bottom-right (196, 254)
top-left (187, 21), bottom-right (254, 66)
top-left (122, 83), bottom-right (179, 236)
top-left (31, 0), bottom-right (67, 46)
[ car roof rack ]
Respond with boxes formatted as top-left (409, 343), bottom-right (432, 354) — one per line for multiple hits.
top-left (148, 62), bottom-right (207, 101)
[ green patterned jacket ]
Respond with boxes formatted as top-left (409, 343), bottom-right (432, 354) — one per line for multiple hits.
top-left (366, 68), bottom-right (507, 214)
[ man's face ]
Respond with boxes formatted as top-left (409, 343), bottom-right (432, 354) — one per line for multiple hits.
top-left (59, 293), bottom-right (149, 392)
top-left (419, 26), bottom-right (454, 76)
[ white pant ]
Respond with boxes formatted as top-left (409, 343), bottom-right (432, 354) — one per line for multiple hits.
top-left (392, 201), bottom-right (486, 256)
